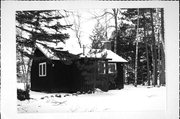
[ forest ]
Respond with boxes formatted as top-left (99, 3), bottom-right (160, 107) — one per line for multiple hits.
top-left (16, 8), bottom-right (165, 91)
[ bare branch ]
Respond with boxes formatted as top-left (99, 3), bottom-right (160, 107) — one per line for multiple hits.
top-left (90, 11), bottom-right (114, 20)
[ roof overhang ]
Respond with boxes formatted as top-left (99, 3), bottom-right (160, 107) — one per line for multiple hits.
top-left (105, 50), bottom-right (128, 63)
top-left (36, 43), bottom-right (128, 63)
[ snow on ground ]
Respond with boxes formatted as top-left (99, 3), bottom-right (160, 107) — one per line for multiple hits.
top-left (17, 84), bottom-right (166, 113)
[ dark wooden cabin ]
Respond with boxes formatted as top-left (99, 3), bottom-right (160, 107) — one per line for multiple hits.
top-left (31, 43), bottom-right (127, 93)
top-left (31, 44), bottom-right (79, 92)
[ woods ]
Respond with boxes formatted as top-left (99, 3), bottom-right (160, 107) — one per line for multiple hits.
top-left (16, 8), bottom-right (166, 92)
top-left (122, 8), bottom-right (165, 86)
top-left (89, 8), bottom-right (165, 87)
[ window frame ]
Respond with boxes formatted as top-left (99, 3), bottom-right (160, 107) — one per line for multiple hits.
top-left (98, 61), bottom-right (106, 74)
top-left (39, 62), bottom-right (47, 77)
top-left (108, 63), bottom-right (117, 74)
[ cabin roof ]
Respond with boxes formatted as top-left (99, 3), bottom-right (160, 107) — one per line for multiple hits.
top-left (36, 43), bottom-right (59, 60)
top-left (36, 43), bottom-right (78, 60)
top-left (79, 48), bottom-right (127, 62)
top-left (104, 49), bottom-right (127, 62)
top-left (36, 43), bottom-right (127, 62)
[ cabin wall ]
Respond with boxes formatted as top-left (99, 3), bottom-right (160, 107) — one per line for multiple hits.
top-left (75, 59), bottom-right (113, 92)
top-left (31, 48), bottom-right (125, 92)
top-left (50, 60), bottom-right (77, 92)
top-left (116, 62), bottom-right (124, 89)
top-left (73, 59), bottom-right (97, 92)
top-left (31, 49), bottom-right (53, 91)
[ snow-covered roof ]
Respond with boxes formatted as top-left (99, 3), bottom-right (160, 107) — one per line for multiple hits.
top-left (36, 43), bottom-right (127, 62)
top-left (105, 49), bottom-right (127, 62)
top-left (36, 43), bottom-right (60, 60)
top-left (36, 43), bottom-right (78, 60)
top-left (79, 48), bottom-right (127, 62)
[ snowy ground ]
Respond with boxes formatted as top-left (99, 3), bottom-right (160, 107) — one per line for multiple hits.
top-left (17, 84), bottom-right (166, 113)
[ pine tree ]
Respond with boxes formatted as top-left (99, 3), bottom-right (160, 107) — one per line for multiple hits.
top-left (16, 10), bottom-right (72, 89)
top-left (116, 8), bottom-right (164, 86)
top-left (16, 10), bottom-right (72, 55)
top-left (89, 21), bottom-right (106, 50)
top-left (90, 9), bottom-right (121, 53)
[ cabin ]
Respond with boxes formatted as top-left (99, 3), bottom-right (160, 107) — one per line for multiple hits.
top-left (31, 42), bottom-right (127, 93)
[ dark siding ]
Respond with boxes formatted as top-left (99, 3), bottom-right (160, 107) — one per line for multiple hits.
top-left (31, 49), bottom-right (53, 91)
top-left (31, 48), bottom-right (80, 92)
top-left (116, 63), bottom-right (124, 89)
top-left (50, 60), bottom-right (75, 92)
top-left (31, 48), bottom-right (125, 92)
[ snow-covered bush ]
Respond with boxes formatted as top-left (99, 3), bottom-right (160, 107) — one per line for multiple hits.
top-left (17, 88), bottom-right (30, 101)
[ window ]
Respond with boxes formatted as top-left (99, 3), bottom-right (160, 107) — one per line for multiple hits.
top-left (108, 63), bottom-right (117, 73)
top-left (98, 61), bottom-right (106, 74)
top-left (39, 62), bottom-right (46, 77)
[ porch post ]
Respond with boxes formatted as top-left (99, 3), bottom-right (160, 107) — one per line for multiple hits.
top-left (93, 60), bottom-right (97, 93)
top-left (105, 60), bottom-right (109, 90)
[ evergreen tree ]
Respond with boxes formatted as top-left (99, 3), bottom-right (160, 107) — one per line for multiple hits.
top-left (113, 8), bottom-right (165, 86)
top-left (16, 10), bottom-right (72, 89)
top-left (89, 21), bottom-right (107, 50)
top-left (90, 9), bottom-right (122, 53)
top-left (16, 10), bottom-right (72, 57)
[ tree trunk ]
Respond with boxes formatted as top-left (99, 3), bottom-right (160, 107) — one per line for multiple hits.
top-left (150, 8), bottom-right (158, 86)
top-left (157, 31), bottom-right (161, 86)
top-left (143, 12), bottom-right (150, 86)
top-left (145, 32), bottom-right (150, 86)
top-left (134, 40), bottom-right (138, 87)
top-left (160, 44), bottom-right (165, 85)
top-left (151, 44), bottom-right (155, 86)
top-left (134, 8), bottom-right (140, 87)
top-left (20, 53), bottom-right (27, 89)
top-left (161, 8), bottom-right (165, 42)
top-left (113, 9), bottom-right (118, 53)
top-left (160, 8), bottom-right (165, 85)
top-left (93, 61), bottom-right (97, 93)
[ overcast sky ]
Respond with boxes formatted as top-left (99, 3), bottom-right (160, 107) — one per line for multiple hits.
top-left (62, 9), bottom-right (117, 50)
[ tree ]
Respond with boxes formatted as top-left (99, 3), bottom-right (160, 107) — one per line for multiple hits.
top-left (90, 9), bottom-right (122, 53)
top-left (0, 40), bottom-right (1, 88)
top-left (142, 11), bottom-right (150, 86)
top-left (150, 8), bottom-right (158, 86)
top-left (112, 8), bottom-right (119, 53)
top-left (115, 8), bottom-right (165, 86)
top-left (89, 20), bottom-right (106, 49)
top-left (64, 10), bottom-right (82, 48)
top-left (72, 12), bottom-right (82, 48)
top-left (16, 10), bottom-right (72, 89)
top-left (159, 8), bottom-right (165, 85)
top-left (134, 8), bottom-right (140, 87)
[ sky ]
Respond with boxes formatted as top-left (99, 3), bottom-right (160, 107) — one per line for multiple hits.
top-left (62, 8), bottom-right (134, 52)
top-left (61, 9), bottom-right (117, 50)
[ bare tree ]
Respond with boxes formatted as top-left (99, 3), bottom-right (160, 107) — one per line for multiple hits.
top-left (64, 10), bottom-right (82, 48)
top-left (72, 12), bottom-right (82, 48)
top-left (142, 10), bottom-right (150, 86)
top-left (112, 8), bottom-right (119, 53)
top-left (134, 8), bottom-right (140, 87)
top-left (153, 8), bottom-right (165, 86)
top-left (160, 8), bottom-right (165, 85)
top-left (89, 9), bottom-right (121, 53)
top-left (150, 8), bottom-right (158, 86)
